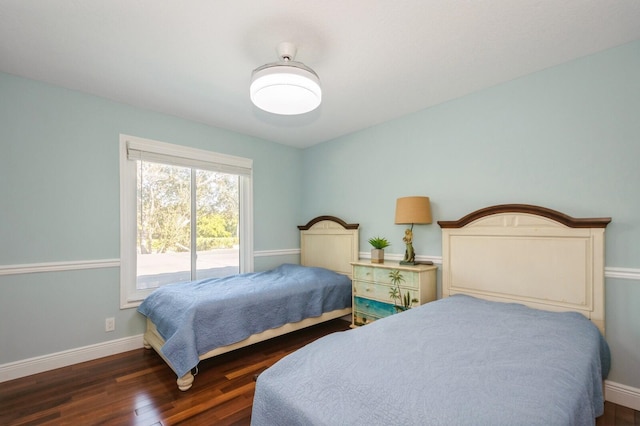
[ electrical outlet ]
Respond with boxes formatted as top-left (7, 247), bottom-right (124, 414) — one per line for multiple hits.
top-left (105, 317), bottom-right (115, 332)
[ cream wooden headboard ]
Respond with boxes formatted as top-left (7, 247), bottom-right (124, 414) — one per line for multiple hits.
top-left (439, 205), bottom-right (611, 334)
top-left (298, 216), bottom-right (359, 279)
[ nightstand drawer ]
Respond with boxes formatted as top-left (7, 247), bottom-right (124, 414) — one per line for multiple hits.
top-left (353, 310), bottom-right (383, 327)
top-left (353, 280), bottom-right (393, 302)
top-left (354, 296), bottom-right (397, 318)
top-left (353, 265), bottom-right (418, 289)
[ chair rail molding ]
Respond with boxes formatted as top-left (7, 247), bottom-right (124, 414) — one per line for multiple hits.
top-left (605, 267), bottom-right (640, 281)
top-left (0, 251), bottom-right (301, 276)
top-left (254, 249), bottom-right (300, 257)
top-left (0, 259), bottom-right (121, 276)
top-left (2, 257), bottom-right (638, 282)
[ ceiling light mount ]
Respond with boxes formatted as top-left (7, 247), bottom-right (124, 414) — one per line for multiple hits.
top-left (276, 41), bottom-right (296, 62)
top-left (250, 42), bottom-right (322, 115)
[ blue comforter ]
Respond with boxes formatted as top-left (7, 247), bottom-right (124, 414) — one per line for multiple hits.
top-left (252, 294), bottom-right (610, 426)
top-left (137, 263), bottom-right (351, 378)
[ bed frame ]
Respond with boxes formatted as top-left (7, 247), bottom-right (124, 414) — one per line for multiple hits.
top-left (142, 215), bottom-right (359, 391)
top-left (438, 204), bottom-right (611, 334)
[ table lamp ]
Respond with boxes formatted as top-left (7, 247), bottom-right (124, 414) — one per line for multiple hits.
top-left (395, 196), bottom-right (432, 265)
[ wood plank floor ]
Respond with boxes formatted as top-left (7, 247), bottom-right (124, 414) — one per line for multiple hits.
top-left (1, 318), bottom-right (638, 425)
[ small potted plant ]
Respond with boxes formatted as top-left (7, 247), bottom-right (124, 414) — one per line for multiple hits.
top-left (368, 236), bottom-right (390, 264)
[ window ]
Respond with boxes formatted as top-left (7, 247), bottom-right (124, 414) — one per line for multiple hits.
top-left (120, 135), bottom-right (253, 308)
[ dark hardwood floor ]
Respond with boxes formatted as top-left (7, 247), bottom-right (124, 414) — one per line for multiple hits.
top-left (598, 401), bottom-right (640, 426)
top-left (1, 318), bottom-right (638, 425)
top-left (1, 319), bottom-right (351, 426)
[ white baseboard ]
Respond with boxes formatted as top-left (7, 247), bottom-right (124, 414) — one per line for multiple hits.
top-left (0, 334), bottom-right (144, 383)
top-left (605, 380), bottom-right (640, 411)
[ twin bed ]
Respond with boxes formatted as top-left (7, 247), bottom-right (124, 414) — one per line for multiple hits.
top-left (251, 204), bottom-right (612, 425)
top-left (138, 215), bottom-right (359, 391)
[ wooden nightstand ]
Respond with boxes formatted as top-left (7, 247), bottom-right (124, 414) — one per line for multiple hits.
top-left (351, 261), bottom-right (437, 327)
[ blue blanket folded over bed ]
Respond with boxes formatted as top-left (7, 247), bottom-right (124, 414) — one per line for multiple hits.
top-left (252, 294), bottom-right (610, 426)
top-left (138, 263), bottom-right (351, 378)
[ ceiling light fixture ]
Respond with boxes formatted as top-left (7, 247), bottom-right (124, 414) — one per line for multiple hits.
top-left (250, 42), bottom-right (322, 115)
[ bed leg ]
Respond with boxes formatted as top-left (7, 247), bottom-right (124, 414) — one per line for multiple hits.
top-left (177, 372), bottom-right (194, 391)
top-left (142, 338), bottom-right (151, 349)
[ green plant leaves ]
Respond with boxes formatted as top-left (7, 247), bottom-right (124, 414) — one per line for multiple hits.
top-left (368, 236), bottom-right (390, 249)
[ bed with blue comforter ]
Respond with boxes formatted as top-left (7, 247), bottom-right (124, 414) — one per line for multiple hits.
top-left (251, 294), bottom-right (610, 426)
top-left (138, 263), bottom-right (352, 380)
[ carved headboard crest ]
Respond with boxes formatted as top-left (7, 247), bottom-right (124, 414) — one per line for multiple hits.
top-left (438, 204), bottom-right (611, 229)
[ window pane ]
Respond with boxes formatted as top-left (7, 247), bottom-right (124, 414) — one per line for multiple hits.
top-left (120, 135), bottom-right (253, 308)
top-left (136, 161), bottom-right (192, 289)
top-left (196, 169), bottom-right (239, 279)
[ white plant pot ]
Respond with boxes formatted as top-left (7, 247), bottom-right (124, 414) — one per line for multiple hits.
top-left (371, 249), bottom-right (385, 264)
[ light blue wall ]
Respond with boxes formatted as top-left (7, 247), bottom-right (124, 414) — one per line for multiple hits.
top-left (302, 41), bottom-right (640, 388)
top-left (0, 72), bottom-right (303, 363)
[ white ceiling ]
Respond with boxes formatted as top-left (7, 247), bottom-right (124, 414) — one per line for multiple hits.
top-left (1, 1), bottom-right (640, 149)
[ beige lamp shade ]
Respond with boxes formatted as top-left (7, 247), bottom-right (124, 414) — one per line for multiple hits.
top-left (395, 196), bottom-right (432, 225)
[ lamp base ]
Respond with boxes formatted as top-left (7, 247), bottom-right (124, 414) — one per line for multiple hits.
top-left (399, 260), bottom-right (434, 266)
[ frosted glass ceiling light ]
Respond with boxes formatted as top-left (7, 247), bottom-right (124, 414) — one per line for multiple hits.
top-left (250, 42), bottom-right (321, 115)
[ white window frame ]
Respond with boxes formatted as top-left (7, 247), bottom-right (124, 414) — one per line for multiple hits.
top-left (119, 134), bottom-right (253, 309)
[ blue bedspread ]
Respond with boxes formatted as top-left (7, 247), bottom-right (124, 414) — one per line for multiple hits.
top-left (252, 294), bottom-right (610, 426)
top-left (137, 263), bottom-right (351, 378)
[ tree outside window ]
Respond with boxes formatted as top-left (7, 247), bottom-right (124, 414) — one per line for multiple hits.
top-left (136, 162), bottom-right (240, 290)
